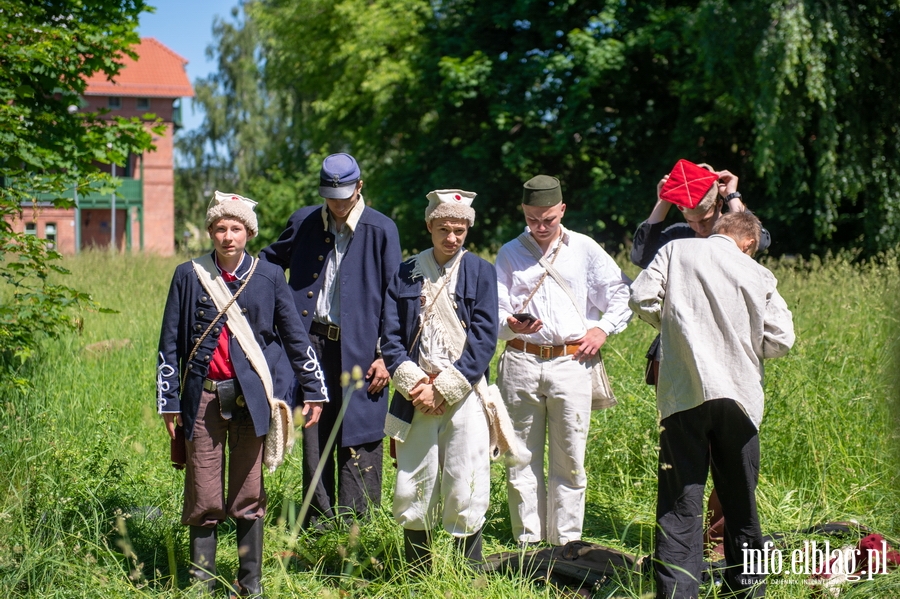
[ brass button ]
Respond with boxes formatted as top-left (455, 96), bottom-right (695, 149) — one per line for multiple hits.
top-left (241, 308), bottom-right (248, 314)
top-left (213, 327), bottom-right (220, 335)
top-left (204, 355), bottom-right (210, 362)
top-left (313, 272), bottom-right (319, 279)
top-left (197, 310), bottom-right (205, 318)
top-left (236, 395), bottom-right (246, 407)
top-left (200, 295), bottom-right (208, 303)
top-left (318, 255), bottom-right (324, 261)
top-left (302, 310), bottom-right (308, 316)
top-left (194, 324), bottom-right (202, 331)
top-left (325, 237), bottom-right (331, 243)
top-left (307, 291), bottom-right (314, 298)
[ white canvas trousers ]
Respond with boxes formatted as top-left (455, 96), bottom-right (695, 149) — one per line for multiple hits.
top-left (393, 389), bottom-right (490, 537)
top-left (499, 347), bottom-right (592, 545)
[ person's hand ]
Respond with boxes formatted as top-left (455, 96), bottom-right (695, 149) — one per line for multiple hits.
top-left (573, 327), bottom-right (608, 363)
top-left (656, 174), bottom-right (670, 201)
top-left (410, 381), bottom-right (446, 416)
top-left (302, 401), bottom-right (323, 428)
top-left (366, 358), bottom-right (390, 394)
top-left (507, 315), bottom-right (543, 335)
top-left (162, 412), bottom-right (182, 440)
top-left (716, 169), bottom-right (739, 197)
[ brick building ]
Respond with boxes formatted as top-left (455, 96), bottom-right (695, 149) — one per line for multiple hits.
top-left (9, 38), bottom-right (193, 255)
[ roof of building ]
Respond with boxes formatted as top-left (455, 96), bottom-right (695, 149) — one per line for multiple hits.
top-left (84, 37), bottom-right (194, 98)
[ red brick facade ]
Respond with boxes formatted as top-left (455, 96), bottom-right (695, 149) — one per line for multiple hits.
top-left (8, 38), bottom-right (192, 256)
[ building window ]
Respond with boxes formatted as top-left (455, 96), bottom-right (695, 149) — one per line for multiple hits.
top-left (24, 222), bottom-right (36, 235)
top-left (136, 97), bottom-right (150, 109)
top-left (44, 223), bottom-right (57, 250)
top-left (108, 96), bottom-right (122, 109)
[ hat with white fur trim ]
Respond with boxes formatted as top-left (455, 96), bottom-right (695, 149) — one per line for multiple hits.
top-left (424, 189), bottom-right (476, 226)
top-left (205, 191), bottom-right (259, 236)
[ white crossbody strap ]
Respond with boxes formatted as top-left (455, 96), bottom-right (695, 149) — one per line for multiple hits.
top-left (517, 233), bottom-right (589, 330)
top-left (192, 254), bottom-right (275, 408)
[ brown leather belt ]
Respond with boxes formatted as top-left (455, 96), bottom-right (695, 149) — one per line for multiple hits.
top-left (310, 321), bottom-right (341, 341)
top-left (506, 337), bottom-right (580, 359)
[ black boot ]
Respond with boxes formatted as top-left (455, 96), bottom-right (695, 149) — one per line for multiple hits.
top-left (231, 518), bottom-right (264, 597)
top-left (403, 528), bottom-right (432, 574)
top-left (455, 528), bottom-right (484, 569)
top-left (189, 525), bottom-right (218, 593)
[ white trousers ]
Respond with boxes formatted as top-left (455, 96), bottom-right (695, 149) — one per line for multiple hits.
top-left (498, 347), bottom-right (592, 545)
top-left (393, 389), bottom-right (490, 537)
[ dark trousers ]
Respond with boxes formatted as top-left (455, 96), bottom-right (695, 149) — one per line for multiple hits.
top-left (655, 399), bottom-right (766, 599)
top-left (302, 332), bottom-right (383, 527)
top-left (183, 389), bottom-right (265, 527)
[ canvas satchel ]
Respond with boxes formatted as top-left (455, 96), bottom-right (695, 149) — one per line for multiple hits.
top-left (517, 233), bottom-right (617, 410)
top-left (192, 254), bottom-right (294, 472)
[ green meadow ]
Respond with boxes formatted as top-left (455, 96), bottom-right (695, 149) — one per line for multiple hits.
top-left (1, 250), bottom-right (898, 598)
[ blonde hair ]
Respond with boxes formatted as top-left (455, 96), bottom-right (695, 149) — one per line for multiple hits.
top-left (712, 212), bottom-right (761, 254)
top-left (680, 183), bottom-right (719, 217)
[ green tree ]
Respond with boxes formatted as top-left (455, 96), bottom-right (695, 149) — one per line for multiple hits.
top-left (0, 0), bottom-right (160, 378)
top-left (196, 0), bottom-right (900, 256)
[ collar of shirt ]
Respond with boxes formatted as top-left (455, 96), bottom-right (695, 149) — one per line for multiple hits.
top-left (213, 251), bottom-right (252, 282)
top-left (320, 194), bottom-right (366, 233)
top-left (523, 224), bottom-right (571, 254)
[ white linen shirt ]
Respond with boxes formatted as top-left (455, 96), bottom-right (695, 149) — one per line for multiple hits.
top-left (315, 196), bottom-right (366, 326)
top-left (496, 226), bottom-right (632, 345)
top-left (629, 234), bottom-right (795, 429)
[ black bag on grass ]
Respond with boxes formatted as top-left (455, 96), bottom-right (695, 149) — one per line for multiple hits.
top-left (484, 540), bottom-right (649, 594)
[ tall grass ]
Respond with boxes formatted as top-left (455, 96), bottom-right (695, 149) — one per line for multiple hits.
top-left (0, 249), bottom-right (898, 597)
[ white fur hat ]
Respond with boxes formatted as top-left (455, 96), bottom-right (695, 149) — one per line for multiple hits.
top-left (424, 189), bottom-right (476, 226)
top-left (205, 191), bottom-right (259, 236)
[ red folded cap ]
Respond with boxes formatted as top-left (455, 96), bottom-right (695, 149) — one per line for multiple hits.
top-left (659, 159), bottom-right (719, 210)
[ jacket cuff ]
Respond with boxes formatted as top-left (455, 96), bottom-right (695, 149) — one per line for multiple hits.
top-left (433, 365), bottom-right (471, 406)
top-left (392, 360), bottom-right (428, 400)
top-left (384, 413), bottom-right (411, 442)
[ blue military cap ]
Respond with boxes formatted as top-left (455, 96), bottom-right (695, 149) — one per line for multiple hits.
top-left (318, 153), bottom-right (361, 200)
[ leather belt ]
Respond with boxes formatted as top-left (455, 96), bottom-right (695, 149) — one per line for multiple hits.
top-left (310, 321), bottom-right (341, 341)
top-left (506, 338), bottom-right (580, 359)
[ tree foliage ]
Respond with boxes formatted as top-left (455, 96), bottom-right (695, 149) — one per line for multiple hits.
top-left (184, 0), bottom-right (900, 257)
top-left (0, 0), bottom-right (160, 376)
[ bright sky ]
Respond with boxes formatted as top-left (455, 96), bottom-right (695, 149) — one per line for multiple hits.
top-left (137, 0), bottom-right (239, 134)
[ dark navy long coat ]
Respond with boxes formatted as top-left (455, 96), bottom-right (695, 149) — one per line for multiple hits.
top-left (259, 204), bottom-right (402, 447)
top-left (156, 252), bottom-right (327, 440)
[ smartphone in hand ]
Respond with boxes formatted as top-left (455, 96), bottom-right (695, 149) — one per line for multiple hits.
top-left (512, 312), bottom-right (537, 323)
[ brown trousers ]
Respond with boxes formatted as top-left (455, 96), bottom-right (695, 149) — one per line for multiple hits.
top-left (182, 389), bottom-right (266, 527)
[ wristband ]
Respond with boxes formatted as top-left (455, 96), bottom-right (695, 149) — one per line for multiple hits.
top-left (725, 191), bottom-right (742, 202)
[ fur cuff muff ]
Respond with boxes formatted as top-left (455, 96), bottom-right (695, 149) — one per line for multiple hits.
top-left (384, 412), bottom-right (412, 443)
top-left (482, 383), bottom-right (519, 461)
top-left (433, 366), bottom-right (471, 406)
top-left (393, 360), bottom-right (428, 400)
top-left (263, 398), bottom-right (294, 472)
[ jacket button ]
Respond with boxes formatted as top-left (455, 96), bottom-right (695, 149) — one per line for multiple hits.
top-left (461, 321), bottom-right (467, 329)
top-left (213, 327), bottom-right (220, 335)
top-left (242, 308), bottom-right (248, 314)
top-left (313, 272), bottom-right (318, 279)
top-left (318, 255), bottom-right (324, 261)
top-left (204, 355), bottom-right (210, 362)
top-left (200, 295), bottom-right (208, 303)
top-left (187, 364), bottom-right (193, 370)
top-left (198, 310), bottom-right (205, 318)
top-left (325, 237), bottom-right (331, 243)
top-left (302, 310), bottom-right (308, 316)
top-left (194, 324), bottom-right (202, 331)
top-left (307, 291), bottom-right (314, 298)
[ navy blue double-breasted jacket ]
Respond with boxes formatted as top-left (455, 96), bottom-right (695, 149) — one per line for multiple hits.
top-left (381, 251), bottom-right (499, 430)
top-left (156, 252), bottom-right (327, 440)
top-left (259, 203), bottom-right (402, 447)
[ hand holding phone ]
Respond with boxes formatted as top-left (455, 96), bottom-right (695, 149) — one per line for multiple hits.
top-left (512, 312), bottom-right (537, 323)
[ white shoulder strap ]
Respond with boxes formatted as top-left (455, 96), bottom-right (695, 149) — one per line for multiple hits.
top-left (517, 233), bottom-right (589, 329)
top-left (192, 254), bottom-right (275, 408)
